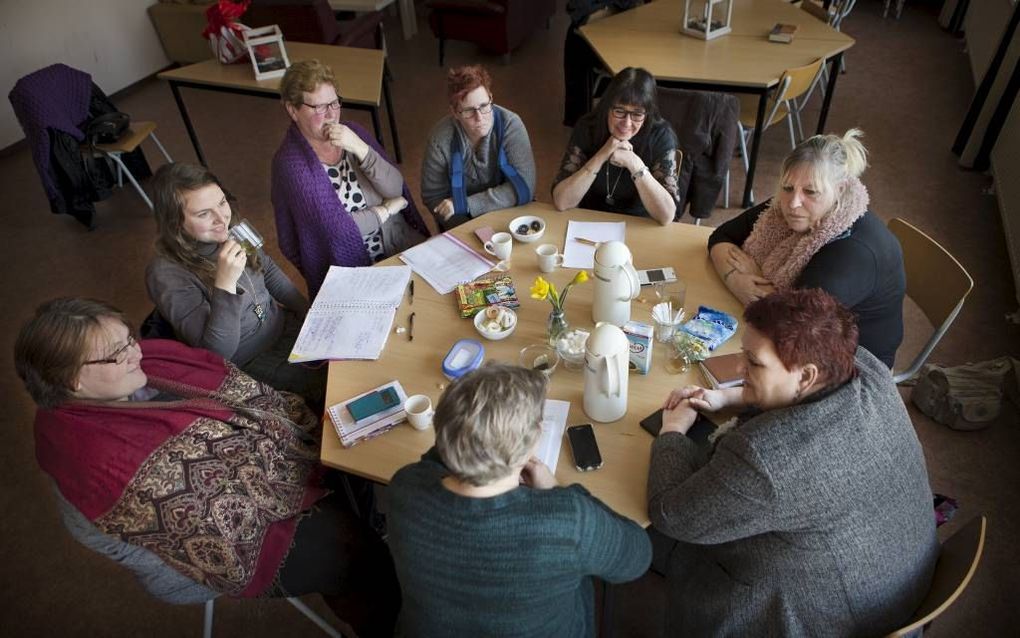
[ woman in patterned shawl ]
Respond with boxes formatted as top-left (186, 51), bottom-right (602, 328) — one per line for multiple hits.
top-left (15, 297), bottom-right (399, 637)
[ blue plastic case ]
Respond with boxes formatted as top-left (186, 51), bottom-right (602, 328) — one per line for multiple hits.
top-left (442, 339), bottom-right (485, 380)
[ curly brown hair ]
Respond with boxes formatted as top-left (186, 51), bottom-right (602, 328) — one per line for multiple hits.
top-left (446, 65), bottom-right (492, 109)
top-left (150, 163), bottom-right (259, 284)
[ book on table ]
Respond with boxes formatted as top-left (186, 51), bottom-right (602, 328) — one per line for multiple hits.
top-left (699, 352), bottom-right (744, 389)
top-left (768, 23), bottom-right (798, 43)
top-left (288, 265), bottom-right (411, 363)
top-left (328, 380), bottom-right (409, 448)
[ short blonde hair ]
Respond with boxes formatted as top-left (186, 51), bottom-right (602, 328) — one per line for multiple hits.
top-left (280, 59), bottom-right (340, 109)
top-left (778, 128), bottom-right (869, 200)
top-left (434, 363), bottom-right (547, 486)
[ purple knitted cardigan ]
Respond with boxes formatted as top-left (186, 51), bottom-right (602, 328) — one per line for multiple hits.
top-left (271, 121), bottom-right (429, 299)
top-left (8, 64), bottom-right (93, 206)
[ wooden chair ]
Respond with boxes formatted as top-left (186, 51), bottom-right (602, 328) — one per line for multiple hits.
top-left (734, 57), bottom-right (824, 201)
top-left (886, 516), bottom-right (986, 637)
top-left (888, 218), bottom-right (974, 384)
top-left (86, 121), bottom-right (172, 210)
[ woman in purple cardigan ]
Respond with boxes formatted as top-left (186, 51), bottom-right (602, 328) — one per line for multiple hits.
top-left (271, 60), bottom-right (429, 299)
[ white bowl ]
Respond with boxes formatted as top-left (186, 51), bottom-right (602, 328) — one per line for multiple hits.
top-left (473, 306), bottom-right (517, 341)
top-left (509, 215), bottom-right (546, 243)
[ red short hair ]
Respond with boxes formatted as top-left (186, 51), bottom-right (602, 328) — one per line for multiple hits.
top-left (447, 65), bottom-right (492, 108)
top-left (744, 288), bottom-right (859, 387)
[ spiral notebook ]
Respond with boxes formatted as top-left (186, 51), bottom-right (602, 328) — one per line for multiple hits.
top-left (328, 380), bottom-right (409, 448)
top-left (288, 265), bottom-right (411, 362)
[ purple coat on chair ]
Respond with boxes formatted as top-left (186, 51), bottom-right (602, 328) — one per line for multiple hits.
top-left (271, 121), bottom-right (429, 299)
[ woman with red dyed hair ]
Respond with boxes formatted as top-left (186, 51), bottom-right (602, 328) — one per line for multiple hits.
top-left (421, 65), bottom-right (536, 229)
top-left (647, 288), bottom-right (936, 636)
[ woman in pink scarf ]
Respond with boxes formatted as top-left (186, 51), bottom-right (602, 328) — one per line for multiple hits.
top-left (707, 129), bottom-right (905, 367)
top-left (15, 298), bottom-right (398, 636)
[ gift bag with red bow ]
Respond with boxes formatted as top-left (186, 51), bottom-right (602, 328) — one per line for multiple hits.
top-left (202, 0), bottom-right (252, 64)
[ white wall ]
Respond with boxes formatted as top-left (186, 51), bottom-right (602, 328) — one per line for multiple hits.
top-left (0, 0), bottom-right (170, 149)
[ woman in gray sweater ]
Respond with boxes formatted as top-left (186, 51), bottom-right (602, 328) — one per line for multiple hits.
top-left (145, 163), bottom-right (324, 406)
top-left (421, 65), bottom-right (536, 230)
top-left (649, 288), bottom-right (937, 636)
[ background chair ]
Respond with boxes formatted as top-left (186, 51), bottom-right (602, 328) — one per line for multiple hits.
top-left (888, 218), bottom-right (975, 384)
top-left (886, 515), bottom-right (986, 637)
top-left (54, 488), bottom-right (344, 638)
top-left (244, 0), bottom-right (384, 50)
top-left (426, 0), bottom-right (556, 66)
top-left (656, 88), bottom-right (739, 216)
top-left (731, 57), bottom-right (824, 203)
top-left (84, 122), bottom-right (172, 210)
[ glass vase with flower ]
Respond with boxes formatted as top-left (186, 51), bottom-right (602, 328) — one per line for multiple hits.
top-left (530, 271), bottom-right (589, 346)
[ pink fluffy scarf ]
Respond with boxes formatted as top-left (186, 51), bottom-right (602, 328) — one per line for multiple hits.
top-left (743, 177), bottom-right (869, 289)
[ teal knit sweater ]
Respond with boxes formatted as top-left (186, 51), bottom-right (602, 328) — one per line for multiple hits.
top-left (387, 456), bottom-right (652, 637)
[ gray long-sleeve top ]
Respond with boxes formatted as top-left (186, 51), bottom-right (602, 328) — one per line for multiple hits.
top-left (146, 244), bottom-right (309, 365)
top-left (420, 105), bottom-right (536, 217)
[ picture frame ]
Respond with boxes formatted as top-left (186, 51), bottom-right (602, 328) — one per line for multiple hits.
top-left (242, 25), bottom-right (291, 81)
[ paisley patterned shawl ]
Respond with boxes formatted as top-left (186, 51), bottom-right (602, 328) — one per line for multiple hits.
top-left (742, 177), bottom-right (869, 289)
top-left (34, 339), bottom-right (327, 597)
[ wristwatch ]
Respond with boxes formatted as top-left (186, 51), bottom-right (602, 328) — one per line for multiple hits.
top-left (631, 167), bottom-right (648, 180)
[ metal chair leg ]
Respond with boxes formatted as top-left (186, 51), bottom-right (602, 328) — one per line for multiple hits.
top-left (736, 124), bottom-right (754, 203)
top-left (203, 599), bottom-right (214, 638)
top-left (150, 132), bottom-right (173, 164)
top-left (286, 597), bottom-right (343, 638)
top-left (107, 152), bottom-right (153, 209)
top-left (722, 167), bottom-right (730, 209)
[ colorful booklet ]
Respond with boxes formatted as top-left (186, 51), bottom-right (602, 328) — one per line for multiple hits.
top-left (455, 275), bottom-right (521, 318)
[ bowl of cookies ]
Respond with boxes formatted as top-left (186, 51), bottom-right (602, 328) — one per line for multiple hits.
top-left (473, 305), bottom-right (517, 341)
top-left (509, 215), bottom-right (545, 243)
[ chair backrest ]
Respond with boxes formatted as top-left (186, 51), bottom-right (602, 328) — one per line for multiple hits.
top-left (888, 218), bottom-right (974, 382)
top-left (801, 0), bottom-right (832, 23)
top-left (781, 57), bottom-right (826, 104)
top-left (886, 516), bottom-right (986, 637)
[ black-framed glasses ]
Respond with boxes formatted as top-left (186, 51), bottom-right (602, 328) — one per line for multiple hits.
top-left (83, 336), bottom-right (138, 366)
top-left (302, 98), bottom-right (342, 115)
top-left (457, 100), bottom-right (493, 118)
top-left (610, 106), bottom-right (647, 122)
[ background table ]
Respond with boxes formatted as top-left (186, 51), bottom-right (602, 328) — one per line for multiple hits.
top-left (158, 41), bottom-right (401, 166)
top-left (328, 0), bottom-right (418, 40)
top-left (320, 203), bottom-right (744, 525)
top-left (580, 0), bottom-right (855, 208)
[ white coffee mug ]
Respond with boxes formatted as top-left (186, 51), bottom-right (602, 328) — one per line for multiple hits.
top-left (483, 232), bottom-right (513, 261)
top-left (404, 394), bottom-right (434, 430)
top-left (535, 243), bottom-right (564, 273)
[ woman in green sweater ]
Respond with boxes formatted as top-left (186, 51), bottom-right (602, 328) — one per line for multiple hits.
top-left (387, 363), bottom-right (651, 637)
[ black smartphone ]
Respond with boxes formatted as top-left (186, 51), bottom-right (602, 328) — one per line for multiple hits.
top-left (640, 409), bottom-right (717, 445)
top-left (566, 424), bottom-right (603, 472)
top-left (347, 387), bottom-right (400, 422)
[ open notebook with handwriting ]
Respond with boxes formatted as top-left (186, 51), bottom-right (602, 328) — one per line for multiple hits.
top-left (288, 265), bottom-right (411, 363)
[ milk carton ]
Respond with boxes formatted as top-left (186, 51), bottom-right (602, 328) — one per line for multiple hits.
top-left (623, 321), bottom-right (653, 375)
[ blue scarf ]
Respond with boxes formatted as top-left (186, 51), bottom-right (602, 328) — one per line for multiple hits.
top-left (449, 107), bottom-right (532, 217)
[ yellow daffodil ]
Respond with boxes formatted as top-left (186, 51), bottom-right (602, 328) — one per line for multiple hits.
top-left (571, 271), bottom-right (589, 286)
top-left (530, 276), bottom-right (550, 300)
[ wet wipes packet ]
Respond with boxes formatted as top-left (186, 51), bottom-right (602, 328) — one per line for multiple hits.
top-left (680, 306), bottom-right (738, 351)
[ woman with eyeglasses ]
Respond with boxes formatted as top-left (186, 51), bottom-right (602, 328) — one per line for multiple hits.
top-left (271, 60), bottom-right (428, 299)
top-left (552, 67), bottom-right (679, 224)
top-left (145, 162), bottom-right (325, 408)
top-left (421, 65), bottom-right (536, 230)
top-left (15, 297), bottom-right (401, 637)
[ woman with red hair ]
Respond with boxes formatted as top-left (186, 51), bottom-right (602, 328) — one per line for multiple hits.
top-left (648, 288), bottom-right (936, 636)
top-left (421, 65), bottom-right (536, 229)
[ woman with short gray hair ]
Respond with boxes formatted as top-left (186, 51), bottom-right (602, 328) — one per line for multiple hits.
top-left (387, 363), bottom-right (651, 637)
top-left (708, 129), bottom-right (906, 367)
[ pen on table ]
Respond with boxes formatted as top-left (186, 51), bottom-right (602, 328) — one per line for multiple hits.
top-left (408, 312), bottom-right (415, 341)
top-left (574, 237), bottom-right (599, 247)
top-left (409, 279), bottom-right (414, 305)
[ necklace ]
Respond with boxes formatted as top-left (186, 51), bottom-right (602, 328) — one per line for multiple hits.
top-left (605, 166), bottom-right (624, 206)
top-left (241, 269), bottom-right (266, 326)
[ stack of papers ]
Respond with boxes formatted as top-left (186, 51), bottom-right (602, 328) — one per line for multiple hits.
top-left (328, 381), bottom-right (409, 447)
top-left (562, 220), bottom-right (626, 269)
top-left (289, 265), bottom-right (411, 362)
top-left (399, 233), bottom-right (495, 294)
top-left (536, 399), bottom-right (570, 472)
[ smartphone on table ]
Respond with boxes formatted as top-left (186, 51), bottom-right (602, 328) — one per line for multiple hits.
top-left (566, 424), bottom-right (603, 472)
top-left (346, 387), bottom-right (400, 422)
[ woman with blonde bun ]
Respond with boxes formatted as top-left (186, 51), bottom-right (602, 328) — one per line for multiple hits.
top-left (708, 129), bottom-right (905, 367)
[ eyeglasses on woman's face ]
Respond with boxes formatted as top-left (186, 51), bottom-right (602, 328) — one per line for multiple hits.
top-left (302, 98), bottom-right (342, 115)
top-left (610, 106), bottom-right (647, 123)
top-left (83, 335), bottom-right (138, 366)
top-left (457, 100), bottom-right (493, 119)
